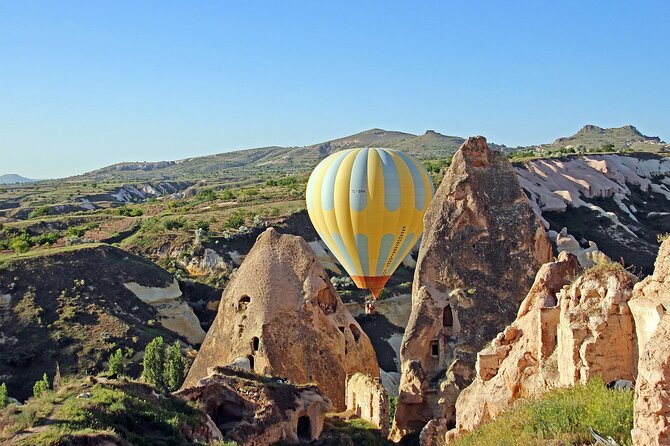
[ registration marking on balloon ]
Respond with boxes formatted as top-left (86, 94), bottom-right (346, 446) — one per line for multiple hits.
top-left (306, 147), bottom-right (434, 299)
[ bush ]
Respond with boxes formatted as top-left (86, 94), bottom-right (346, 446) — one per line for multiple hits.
top-left (195, 220), bottom-right (210, 232)
top-left (10, 238), bottom-right (30, 253)
top-left (0, 382), bottom-right (8, 409)
top-left (164, 342), bottom-right (185, 392)
top-left (108, 348), bottom-right (125, 376)
top-left (221, 189), bottom-right (235, 200)
top-left (163, 218), bottom-right (186, 230)
top-left (66, 223), bottom-right (98, 238)
top-left (225, 210), bottom-right (245, 229)
top-left (33, 373), bottom-right (50, 398)
top-left (30, 231), bottom-right (61, 246)
top-left (28, 206), bottom-right (50, 219)
top-left (115, 206), bottom-right (144, 217)
top-left (143, 337), bottom-right (165, 389)
top-left (377, 288), bottom-right (391, 300)
top-left (196, 188), bottom-right (217, 201)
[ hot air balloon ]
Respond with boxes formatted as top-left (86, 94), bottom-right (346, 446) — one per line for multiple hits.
top-left (306, 147), bottom-right (434, 299)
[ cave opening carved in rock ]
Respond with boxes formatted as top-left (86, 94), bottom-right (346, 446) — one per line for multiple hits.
top-left (349, 324), bottom-right (361, 342)
top-left (213, 402), bottom-right (244, 433)
top-left (297, 415), bottom-right (312, 441)
top-left (316, 287), bottom-right (337, 314)
top-left (238, 295), bottom-right (251, 312)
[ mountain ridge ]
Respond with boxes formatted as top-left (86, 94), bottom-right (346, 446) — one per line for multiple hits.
top-left (37, 124), bottom-right (670, 182)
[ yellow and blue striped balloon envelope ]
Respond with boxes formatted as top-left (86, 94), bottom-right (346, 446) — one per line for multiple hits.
top-left (306, 148), bottom-right (434, 298)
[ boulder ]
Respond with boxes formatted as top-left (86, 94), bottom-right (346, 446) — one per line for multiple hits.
top-left (183, 228), bottom-right (379, 410)
top-left (391, 137), bottom-right (553, 439)
top-left (177, 366), bottom-right (332, 445)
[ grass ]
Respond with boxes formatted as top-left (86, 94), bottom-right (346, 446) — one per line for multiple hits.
top-left (0, 378), bottom-right (211, 446)
top-left (450, 378), bottom-right (633, 446)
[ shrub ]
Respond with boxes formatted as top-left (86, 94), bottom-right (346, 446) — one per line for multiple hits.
top-left (196, 188), bottom-right (217, 201)
top-left (164, 342), bottom-right (185, 392)
top-left (115, 206), bottom-right (144, 217)
top-left (195, 220), bottom-right (210, 232)
top-left (377, 288), bottom-right (391, 300)
top-left (221, 189), bottom-right (235, 200)
top-left (0, 382), bottom-right (8, 409)
top-left (163, 218), bottom-right (186, 230)
top-left (66, 223), bottom-right (98, 238)
top-left (143, 337), bottom-right (165, 389)
top-left (225, 210), bottom-right (245, 229)
top-left (28, 206), bottom-right (50, 219)
top-left (30, 231), bottom-right (61, 246)
top-left (108, 348), bottom-right (125, 376)
top-left (10, 238), bottom-right (30, 253)
top-left (33, 373), bottom-right (50, 398)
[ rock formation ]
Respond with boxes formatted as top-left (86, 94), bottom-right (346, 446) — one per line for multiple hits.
top-left (630, 238), bottom-right (670, 445)
top-left (124, 279), bottom-right (206, 344)
top-left (391, 137), bottom-right (553, 439)
top-left (346, 373), bottom-right (390, 436)
top-left (176, 366), bottom-right (332, 445)
top-left (554, 227), bottom-right (609, 268)
top-left (183, 228), bottom-right (379, 410)
top-left (440, 254), bottom-right (638, 442)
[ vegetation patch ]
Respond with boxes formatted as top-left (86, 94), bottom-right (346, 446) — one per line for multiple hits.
top-left (450, 378), bottom-right (633, 446)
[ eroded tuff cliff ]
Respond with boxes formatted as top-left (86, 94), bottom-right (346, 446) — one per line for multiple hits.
top-left (437, 254), bottom-right (637, 443)
top-left (183, 228), bottom-right (379, 410)
top-left (630, 238), bottom-right (670, 446)
top-left (391, 136), bottom-right (553, 439)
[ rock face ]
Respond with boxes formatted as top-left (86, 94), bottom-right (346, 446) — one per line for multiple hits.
top-left (124, 279), bottom-right (206, 344)
top-left (631, 238), bottom-right (670, 445)
top-left (442, 254), bottom-right (638, 440)
top-left (183, 228), bottom-right (379, 410)
top-left (556, 263), bottom-right (637, 387)
top-left (346, 373), bottom-right (390, 436)
top-left (176, 366), bottom-right (332, 445)
top-left (391, 137), bottom-right (553, 438)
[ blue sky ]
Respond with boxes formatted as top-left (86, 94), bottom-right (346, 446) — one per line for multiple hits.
top-left (1, 1), bottom-right (668, 178)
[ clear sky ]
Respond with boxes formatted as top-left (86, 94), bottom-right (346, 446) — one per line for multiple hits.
top-left (1, 1), bottom-right (668, 179)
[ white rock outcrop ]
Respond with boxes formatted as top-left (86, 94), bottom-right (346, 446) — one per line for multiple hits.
top-left (124, 279), bottom-right (206, 344)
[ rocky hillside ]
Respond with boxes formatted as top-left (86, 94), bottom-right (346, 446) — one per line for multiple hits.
top-left (518, 153), bottom-right (670, 274)
top-left (539, 125), bottom-right (668, 152)
top-left (0, 244), bottom-right (205, 400)
top-left (61, 125), bottom-right (668, 183)
top-left (78, 128), bottom-right (508, 182)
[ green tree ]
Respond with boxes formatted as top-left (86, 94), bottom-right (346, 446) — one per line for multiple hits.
top-left (0, 382), bottom-right (8, 409)
top-left (108, 348), bottom-right (125, 376)
top-left (164, 342), bottom-right (185, 392)
top-left (143, 337), bottom-right (165, 388)
top-left (33, 373), bottom-right (49, 398)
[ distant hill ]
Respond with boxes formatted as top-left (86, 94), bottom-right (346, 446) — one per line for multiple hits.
top-left (538, 125), bottom-right (668, 152)
top-left (78, 128), bottom-right (508, 182)
top-left (0, 174), bottom-right (35, 184)
top-left (70, 124), bottom-right (667, 182)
